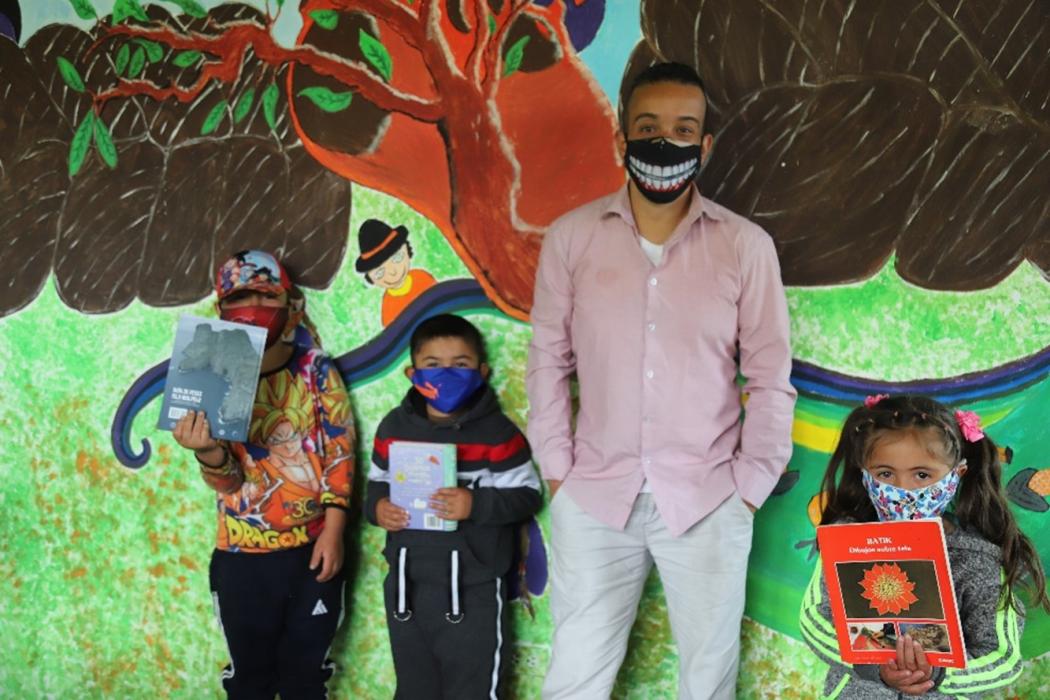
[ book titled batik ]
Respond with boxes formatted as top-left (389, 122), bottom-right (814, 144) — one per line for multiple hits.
top-left (156, 314), bottom-right (266, 443)
top-left (816, 519), bottom-right (966, 668)
top-left (389, 441), bottom-right (458, 532)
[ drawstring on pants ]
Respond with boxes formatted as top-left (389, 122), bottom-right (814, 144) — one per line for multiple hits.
top-left (393, 547), bottom-right (412, 621)
top-left (446, 550), bottom-right (464, 623)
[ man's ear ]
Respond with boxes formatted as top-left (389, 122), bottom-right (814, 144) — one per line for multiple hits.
top-left (616, 129), bottom-right (627, 163)
top-left (480, 363), bottom-right (491, 381)
top-left (404, 366), bottom-right (415, 381)
top-left (700, 133), bottom-right (714, 165)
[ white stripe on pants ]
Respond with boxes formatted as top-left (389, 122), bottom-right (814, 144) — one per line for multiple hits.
top-left (542, 491), bottom-right (753, 700)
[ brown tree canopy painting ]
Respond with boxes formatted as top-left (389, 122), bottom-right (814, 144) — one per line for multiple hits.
top-left (0, 4), bottom-right (353, 316)
top-left (0, 0), bottom-right (1046, 323)
top-left (629, 0), bottom-right (1049, 290)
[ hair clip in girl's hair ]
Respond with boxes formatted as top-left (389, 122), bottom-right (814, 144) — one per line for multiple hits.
top-left (955, 410), bottom-right (985, 442)
top-left (863, 393), bottom-right (889, 409)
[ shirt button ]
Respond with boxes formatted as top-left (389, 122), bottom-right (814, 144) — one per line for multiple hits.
top-left (646, 370), bottom-right (654, 379)
top-left (644, 458), bottom-right (652, 465)
top-left (643, 415), bottom-right (651, 423)
top-left (649, 277), bottom-right (658, 287)
top-left (647, 322), bottom-right (656, 331)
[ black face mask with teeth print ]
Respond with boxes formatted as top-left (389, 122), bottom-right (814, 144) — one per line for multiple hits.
top-left (625, 138), bottom-right (702, 204)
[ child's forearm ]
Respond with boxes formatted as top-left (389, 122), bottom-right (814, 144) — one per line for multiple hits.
top-left (195, 445), bottom-right (226, 467)
top-left (195, 445), bottom-right (244, 493)
top-left (364, 480), bottom-right (390, 526)
top-left (323, 504), bottom-right (347, 531)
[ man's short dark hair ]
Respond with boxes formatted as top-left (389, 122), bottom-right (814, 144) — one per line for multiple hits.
top-left (410, 314), bottom-right (488, 364)
top-left (621, 61), bottom-right (708, 132)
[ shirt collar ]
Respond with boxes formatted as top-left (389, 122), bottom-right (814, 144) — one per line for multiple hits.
top-left (602, 183), bottom-right (725, 228)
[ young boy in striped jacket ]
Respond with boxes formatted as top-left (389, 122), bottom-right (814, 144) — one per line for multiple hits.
top-left (366, 314), bottom-right (542, 699)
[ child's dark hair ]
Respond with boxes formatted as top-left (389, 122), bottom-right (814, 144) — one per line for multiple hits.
top-left (409, 314), bottom-right (487, 365)
top-left (819, 394), bottom-right (1048, 613)
top-left (621, 61), bottom-right (709, 131)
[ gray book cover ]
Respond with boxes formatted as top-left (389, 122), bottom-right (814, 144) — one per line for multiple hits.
top-left (157, 315), bottom-right (267, 443)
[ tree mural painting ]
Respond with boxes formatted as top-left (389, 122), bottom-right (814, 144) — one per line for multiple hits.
top-left (0, 3), bottom-right (353, 317)
top-left (6, 0), bottom-right (622, 322)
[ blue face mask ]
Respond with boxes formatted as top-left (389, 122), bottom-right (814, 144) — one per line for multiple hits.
top-left (862, 465), bottom-right (963, 521)
top-left (410, 367), bottom-right (484, 414)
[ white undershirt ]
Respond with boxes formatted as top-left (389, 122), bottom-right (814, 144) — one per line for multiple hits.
top-left (639, 237), bottom-right (664, 266)
top-left (638, 236), bottom-right (664, 494)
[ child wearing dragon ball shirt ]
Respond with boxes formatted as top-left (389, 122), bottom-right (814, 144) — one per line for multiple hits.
top-left (173, 249), bottom-right (354, 699)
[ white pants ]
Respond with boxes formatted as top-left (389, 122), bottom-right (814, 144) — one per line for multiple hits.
top-left (542, 491), bottom-right (753, 700)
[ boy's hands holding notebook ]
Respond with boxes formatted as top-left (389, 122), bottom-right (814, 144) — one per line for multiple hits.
top-left (430, 488), bottom-right (473, 521)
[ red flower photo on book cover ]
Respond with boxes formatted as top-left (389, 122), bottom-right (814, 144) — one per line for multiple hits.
top-left (860, 563), bottom-right (919, 615)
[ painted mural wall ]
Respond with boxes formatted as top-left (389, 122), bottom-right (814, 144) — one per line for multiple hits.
top-left (1, 0), bottom-right (1047, 697)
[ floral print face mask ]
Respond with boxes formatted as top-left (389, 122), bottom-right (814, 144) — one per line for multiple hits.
top-left (862, 464), bottom-right (964, 521)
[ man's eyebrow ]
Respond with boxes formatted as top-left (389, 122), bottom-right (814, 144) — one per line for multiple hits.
top-left (632, 113), bottom-right (702, 125)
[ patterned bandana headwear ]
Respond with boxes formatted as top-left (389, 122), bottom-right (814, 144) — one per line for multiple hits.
top-left (215, 250), bottom-right (292, 301)
top-left (215, 250), bottom-right (301, 346)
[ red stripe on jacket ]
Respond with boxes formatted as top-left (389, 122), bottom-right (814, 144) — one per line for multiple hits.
top-left (373, 433), bottom-right (526, 465)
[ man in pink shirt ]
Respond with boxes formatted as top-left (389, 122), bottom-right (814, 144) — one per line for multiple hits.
top-left (527, 62), bottom-right (796, 699)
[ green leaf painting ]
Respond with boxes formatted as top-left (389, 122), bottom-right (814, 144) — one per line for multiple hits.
top-left (166, 0), bottom-right (207, 18)
top-left (487, 14), bottom-right (497, 34)
top-left (112, 0), bottom-right (148, 24)
top-left (503, 35), bottom-right (530, 77)
top-left (359, 30), bottom-right (393, 82)
top-left (127, 47), bottom-right (146, 79)
top-left (68, 112), bottom-right (95, 177)
top-left (201, 100), bottom-right (228, 135)
top-left (233, 88), bottom-right (256, 124)
top-left (67, 0), bottom-right (97, 21)
top-left (262, 83), bottom-right (279, 131)
top-left (93, 118), bottom-right (118, 169)
top-left (114, 44), bottom-right (131, 75)
top-left (310, 10), bottom-right (339, 30)
top-left (172, 50), bottom-right (202, 68)
top-left (297, 86), bottom-right (353, 113)
top-left (134, 39), bottom-right (163, 63)
top-left (57, 57), bottom-right (86, 93)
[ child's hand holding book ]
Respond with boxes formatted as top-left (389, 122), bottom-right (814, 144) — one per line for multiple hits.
top-left (429, 487), bottom-right (473, 521)
top-left (376, 498), bottom-right (411, 531)
top-left (173, 410), bottom-right (224, 466)
top-left (879, 634), bottom-right (933, 695)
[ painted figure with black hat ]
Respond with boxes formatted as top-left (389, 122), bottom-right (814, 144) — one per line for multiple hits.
top-left (356, 218), bottom-right (437, 327)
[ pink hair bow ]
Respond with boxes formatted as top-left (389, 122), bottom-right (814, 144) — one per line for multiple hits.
top-left (864, 394), bottom-right (889, 409)
top-left (955, 410), bottom-right (985, 442)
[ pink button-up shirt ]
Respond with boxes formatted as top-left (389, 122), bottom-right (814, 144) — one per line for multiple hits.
top-left (526, 185), bottom-right (796, 536)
